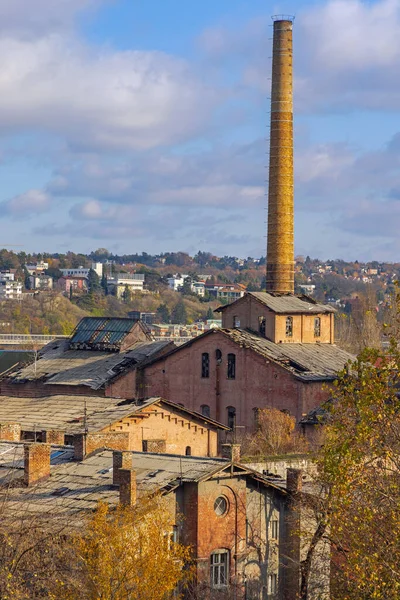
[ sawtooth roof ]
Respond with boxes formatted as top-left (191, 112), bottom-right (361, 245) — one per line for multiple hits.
top-left (0, 396), bottom-right (230, 434)
top-left (7, 338), bottom-right (172, 389)
top-left (216, 292), bottom-right (336, 314)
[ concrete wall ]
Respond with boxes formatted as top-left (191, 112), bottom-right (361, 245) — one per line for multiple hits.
top-left (245, 455), bottom-right (317, 479)
top-left (140, 331), bottom-right (330, 428)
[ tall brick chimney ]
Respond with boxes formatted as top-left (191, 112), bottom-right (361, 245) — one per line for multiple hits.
top-left (24, 443), bottom-right (51, 486)
top-left (266, 17), bottom-right (295, 294)
top-left (119, 468), bottom-right (137, 506)
top-left (283, 468), bottom-right (302, 600)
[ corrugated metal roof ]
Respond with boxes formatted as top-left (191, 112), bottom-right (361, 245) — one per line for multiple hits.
top-left (0, 396), bottom-right (229, 434)
top-left (9, 339), bottom-right (172, 389)
top-left (69, 317), bottom-right (142, 350)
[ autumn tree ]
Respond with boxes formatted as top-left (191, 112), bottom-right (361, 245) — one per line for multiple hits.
top-left (242, 407), bottom-right (308, 457)
top-left (62, 496), bottom-right (193, 600)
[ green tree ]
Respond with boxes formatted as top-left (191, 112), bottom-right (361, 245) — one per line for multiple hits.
top-left (156, 303), bottom-right (170, 324)
top-left (87, 269), bottom-right (101, 294)
top-left (206, 307), bottom-right (214, 320)
top-left (171, 301), bottom-right (187, 324)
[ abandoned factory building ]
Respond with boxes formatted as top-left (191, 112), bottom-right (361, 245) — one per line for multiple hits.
top-left (138, 292), bottom-right (354, 430)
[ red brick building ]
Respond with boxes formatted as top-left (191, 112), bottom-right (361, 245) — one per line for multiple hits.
top-left (139, 293), bottom-right (354, 431)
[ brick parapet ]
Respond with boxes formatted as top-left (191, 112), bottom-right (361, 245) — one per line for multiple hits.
top-left (74, 432), bottom-right (130, 461)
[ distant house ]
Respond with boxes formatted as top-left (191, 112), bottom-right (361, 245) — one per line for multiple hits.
top-left (29, 274), bottom-right (53, 290)
top-left (25, 261), bottom-right (49, 275)
top-left (59, 262), bottom-right (103, 278)
top-left (127, 311), bottom-right (157, 325)
top-left (106, 273), bottom-right (145, 297)
top-left (0, 276), bottom-right (22, 300)
top-left (205, 282), bottom-right (246, 302)
top-left (167, 274), bottom-right (189, 291)
top-left (57, 276), bottom-right (88, 294)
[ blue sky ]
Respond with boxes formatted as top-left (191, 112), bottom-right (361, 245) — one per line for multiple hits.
top-left (1, 0), bottom-right (400, 261)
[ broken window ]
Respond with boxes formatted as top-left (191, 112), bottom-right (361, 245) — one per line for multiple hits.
top-left (227, 353), bottom-right (236, 379)
top-left (286, 316), bottom-right (293, 337)
top-left (233, 315), bottom-right (240, 328)
top-left (314, 317), bottom-right (321, 337)
top-left (215, 348), bottom-right (222, 364)
top-left (227, 406), bottom-right (236, 429)
top-left (201, 353), bottom-right (210, 378)
top-left (259, 316), bottom-right (266, 336)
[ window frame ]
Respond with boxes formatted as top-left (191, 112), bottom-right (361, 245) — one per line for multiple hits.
top-left (233, 315), bottom-right (240, 328)
top-left (267, 573), bottom-right (278, 596)
top-left (270, 519), bottom-right (279, 540)
top-left (258, 315), bottom-right (266, 336)
top-left (210, 549), bottom-right (229, 589)
top-left (227, 406), bottom-right (236, 430)
top-left (201, 352), bottom-right (210, 378)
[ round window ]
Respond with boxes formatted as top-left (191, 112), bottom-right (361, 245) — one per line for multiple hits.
top-left (214, 496), bottom-right (228, 516)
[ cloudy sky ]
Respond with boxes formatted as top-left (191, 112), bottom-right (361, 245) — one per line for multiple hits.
top-left (0, 0), bottom-right (399, 260)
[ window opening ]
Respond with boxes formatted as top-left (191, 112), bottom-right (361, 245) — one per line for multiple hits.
top-left (201, 404), bottom-right (211, 418)
top-left (259, 316), bottom-right (266, 336)
top-left (227, 406), bottom-right (236, 430)
top-left (285, 316), bottom-right (293, 337)
top-left (201, 352), bottom-right (210, 378)
top-left (227, 353), bottom-right (236, 379)
top-left (268, 573), bottom-right (278, 595)
top-left (314, 317), bottom-right (321, 337)
top-left (210, 550), bottom-right (229, 588)
top-left (185, 446), bottom-right (191, 456)
top-left (214, 496), bottom-right (228, 516)
top-left (233, 315), bottom-right (240, 328)
top-left (270, 519), bottom-right (279, 540)
top-left (215, 349), bottom-right (222, 364)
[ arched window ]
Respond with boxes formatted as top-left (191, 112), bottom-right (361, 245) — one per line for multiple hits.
top-left (185, 446), bottom-right (192, 456)
top-left (201, 352), bottom-right (210, 378)
top-left (286, 316), bottom-right (293, 337)
top-left (201, 404), bottom-right (211, 418)
top-left (227, 406), bottom-right (236, 430)
top-left (215, 349), bottom-right (222, 364)
top-left (210, 550), bottom-right (229, 588)
top-left (227, 353), bottom-right (236, 379)
top-left (314, 317), bottom-right (321, 337)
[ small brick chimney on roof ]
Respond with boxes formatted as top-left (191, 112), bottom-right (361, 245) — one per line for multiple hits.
top-left (24, 443), bottom-right (51, 487)
top-left (119, 468), bottom-right (137, 506)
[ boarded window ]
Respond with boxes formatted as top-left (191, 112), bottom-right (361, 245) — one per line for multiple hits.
top-left (286, 316), bottom-right (293, 337)
top-left (314, 317), bottom-right (321, 337)
top-left (227, 353), bottom-right (236, 379)
top-left (201, 352), bottom-right (210, 378)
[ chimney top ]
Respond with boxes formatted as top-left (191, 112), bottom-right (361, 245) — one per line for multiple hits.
top-left (286, 468), bottom-right (303, 494)
top-left (24, 443), bottom-right (51, 487)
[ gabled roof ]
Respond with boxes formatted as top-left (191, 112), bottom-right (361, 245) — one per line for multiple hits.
top-left (69, 317), bottom-right (151, 351)
top-left (215, 291), bottom-right (335, 314)
top-left (0, 396), bottom-right (230, 434)
top-left (143, 328), bottom-right (354, 382)
top-left (7, 339), bottom-right (172, 389)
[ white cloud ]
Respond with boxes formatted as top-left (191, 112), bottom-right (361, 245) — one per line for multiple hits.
top-left (0, 35), bottom-right (218, 151)
top-left (2, 189), bottom-right (52, 215)
top-left (0, 0), bottom-right (107, 37)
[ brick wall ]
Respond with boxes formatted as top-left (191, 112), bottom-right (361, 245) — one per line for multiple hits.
top-left (101, 404), bottom-right (218, 457)
top-left (74, 432), bottom-right (130, 460)
top-left (24, 443), bottom-right (51, 486)
top-left (0, 422), bottom-right (21, 442)
top-left (119, 469), bottom-right (137, 506)
top-left (140, 331), bottom-right (324, 428)
top-left (113, 451), bottom-right (132, 485)
top-left (105, 369), bottom-right (136, 399)
top-left (42, 430), bottom-right (65, 445)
